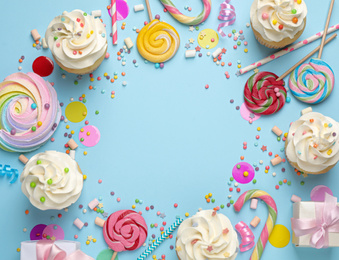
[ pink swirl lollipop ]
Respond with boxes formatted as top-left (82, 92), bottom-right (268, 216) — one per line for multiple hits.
top-left (95, 210), bottom-right (148, 259)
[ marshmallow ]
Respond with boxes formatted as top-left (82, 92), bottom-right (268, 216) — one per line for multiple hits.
top-left (212, 48), bottom-right (222, 58)
top-left (271, 156), bottom-right (282, 166)
top-left (250, 199), bottom-right (258, 209)
top-left (91, 10), bottom-right (102, 17)
top-left (134, 4), bottom-right (145, 12)
top-left (185, 50), bottom-right (196, 58)
top-left (31, 29), bottom-right (41, 41)
top-left (124, 37), bottom-right (134, 49)
top-left (95, 217), bottom-right (105, 227)
top-left (67, 139), bottom-right (78, 150)
top-left (301, 107), bottom-right (312, 115)
top-left (19, 154), bottom-right (29, 164)
top-left (271, 126), bottom-right (283, 136)
top-left (88, 198), bottom-right (99, 210)
top-left (250, 216), bottom-right (261, 228)
top-left (42, 38), bottom-right (48, 49)
top-left (69, 150), bottom-right (75, 160)
top-left (291, 195), bottom-right (302, 203)
top-left (73, 218), bottom-right (84, 230)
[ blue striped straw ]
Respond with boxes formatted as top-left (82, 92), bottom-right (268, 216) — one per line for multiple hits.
top-left (137, 218), bottom-right (183, 260)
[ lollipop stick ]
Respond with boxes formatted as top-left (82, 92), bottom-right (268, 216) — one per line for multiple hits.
top-left (277, 33), bottom-right (337, 81)
top-left (112, 0), bottom-right (118, 45)
top-left (111, 251), bottom-right (118, 260)
top-left (145, 0), bottom-right (153, 21)
top-left (318, 0), bottom-right (335, 58)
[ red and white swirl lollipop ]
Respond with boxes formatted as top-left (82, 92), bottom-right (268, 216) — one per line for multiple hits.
top-left (95, 210), bottom-right (148, 260)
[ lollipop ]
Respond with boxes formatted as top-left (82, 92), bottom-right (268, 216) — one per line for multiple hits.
top-left (288, 0), bottom-right (336, 104)
top-left (136, 0), bottom-right (180, 63)
top-left (95, 210), bottom-right (148, 260)
top-left (159, 0), bottom-right (212, 26)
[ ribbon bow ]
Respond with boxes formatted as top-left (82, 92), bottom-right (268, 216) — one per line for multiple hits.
top-left (36, 241), bottom-right (94, 260)
top-left (217, 0), bottom-right (236, 37)
top-left (291, 193), bottom-right (339, 248)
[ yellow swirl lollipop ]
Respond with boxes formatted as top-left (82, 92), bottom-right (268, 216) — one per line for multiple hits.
top-left (137, 19), bottom-right (180, 63)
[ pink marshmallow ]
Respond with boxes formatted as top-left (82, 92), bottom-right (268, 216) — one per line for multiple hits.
top-left (250, 199), bottom-right (258, 209)
top-left (73, 218), bottom-right (84, 230)
top-left (88, 198), bottom-right (99, 210)
top-left (291, 195), bottom-right (302, 203)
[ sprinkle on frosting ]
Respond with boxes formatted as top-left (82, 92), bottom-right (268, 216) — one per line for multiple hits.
top-left (286, 112), bottom-right (339, 173)
top-left (45, 9), bottom-right (107, 70)
top-left (0, 72), bottom-right (61, 152)
top-left (20, 151), bottom-right (83, 210)
top-left (176, 210), bottom-right (239, 260)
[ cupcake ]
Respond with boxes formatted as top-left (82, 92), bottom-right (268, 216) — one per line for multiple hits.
top-left (250, 0), bottom-right (307, 49)
top-left (176, 210), bottom-right (239, 260)
top-left (20, 151), bottom-right (83, 210)
top-left (285, 111), bottom-right (339, 174)
top-left (0, 72), bottom-right (61, 152)
top-left (45, 9), bottom-right (107, 75)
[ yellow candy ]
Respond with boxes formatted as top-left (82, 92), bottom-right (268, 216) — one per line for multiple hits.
top-left (185, 212), bottom-right (189, 217)
top-left (208, 193), bottom-right (212, 197)
top-left (80, 128), bottom-right (84, 132)
top-left (132, 205), bottom-right (136, 209)
top-left (93, 239), bottom-right (97, 243)
top-left (37, 121), bottom-right (42, 127)
top-left (87, 34), bottom-right (90, 38)
top-left (86, 240), bottom-right (90, 245)
top-left (137, 19), bottom-right (180, 63)
top-left (83, 175), bottom-right (87, 180)
top-left (66, 125), bottom-right (70, 129)
top-left (90, 78), bottom-right (94, 82)
top-left (111, 95), bottom-right (115, 98)
top-left (244, 48), bottom-right (248, 53)
top-left (243, 171), bottom-right (249, 177)
top-left (273, 19), bottom-right (277, 25)
top-left (71, 130), bottom-right (75, 134)
top-left (324, 123), bottom-right (328, 127)
top-left (114, 75), bottom-right (118, 80)
top-left (84, 151), bottom-right (88, 155)
top-left (297, 0), bottom-right (302, 4)
top-left (237, 64), bottom-right (241, 68)
top-left (327, 149), bottom-right (332, 155)
top-left (257, 127), bottom-right (261, 131)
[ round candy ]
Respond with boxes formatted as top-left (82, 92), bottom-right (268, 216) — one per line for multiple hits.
top-left (232, 162), bottom-right (255, 184)
top-left (137, 19), bottom-right (180, 63)
top-left (310, 185), bottom-right (333, 202)
top-left (42, 224), bottom-right (65, 241)
top-left (244, 72), bottom-right (287, 115)
top-left (103, 210), bottom-right (148, 252)
top-left (30, 224), bottom-right (47, 240)
top-left (289, 58), bottom-right (334, 104)
top-left (32, 56), bottom-right (54, 77)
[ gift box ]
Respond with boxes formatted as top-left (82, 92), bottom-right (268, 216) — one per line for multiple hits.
top-left (291, 194), bottom-right (339, 248)
top-left (20, 240), bottom-right (94, 260)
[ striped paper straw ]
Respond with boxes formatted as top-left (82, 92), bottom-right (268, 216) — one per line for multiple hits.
top-left (112, 0), bottom-right (117, 45)
top-left (238, 24), bottom-right (339, 76)
top-left (137, 218), bottom-right (183, 260)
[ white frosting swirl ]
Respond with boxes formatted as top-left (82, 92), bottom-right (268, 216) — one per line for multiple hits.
top-left (20, 151), bottom-right (83, 210)
top-left (250, 0), bottom-right (307, 42)
top-left (286, 112), bottom-right (339, 173)
top-left (45, 9), bottom-right (107, 70)
top-left (176, 210), bottom-right (239, 260)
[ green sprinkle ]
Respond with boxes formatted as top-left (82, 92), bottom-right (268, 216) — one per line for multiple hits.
top-left (211, 199), bottom-right (215, 203)
top-left (83, 99), bottom-right (87, 103)
top-left (47, 179), bottom-right (53, 185)
top-left (80, 138), bottom-right (84, 142)
top-left (291, 9), bottom-right (297, 14)
top-left (37, 160), bottom-right (42, 165)
top-left (230, 177), bottom-right (234, 181)
top-left (46, 235), bottom-right (50, 239)
top-left (95, 110), bottom-right (99, 115)
top-left (252, 179), bottom-right (257, 184)
top-left (232, 29), bottom-right (236, 34)
top-left (279, 181), bottom-right (283, 185)
top-left (31, 126), bottom-right (36, 132)
top-left (74, 81), bottom-right (78, 85)
top-left (277, 137), bottom-right (281, 141)
top-left (150, 224), bottom-right (154, 228)
top-left (30, 182), bottom-right (36, 188)
top-left (40, 197), bottom-right (46, 203)
top-left (100, 209), bottom-right (104, 213)
top-left (236, 164), bottom-right (241, 169)
top-left (230, 200), bottom-right (234, 204)
top-left (135, 199), bottom-right (139, 203)
top-left (64, 168), bottom-right (69, 173)
top-left (287, 181), bottom-right (291, 185)
top-left (83, 12), bottom-right (87, 16)
top-left (54, 36), bottom-right (58, 40)
top-left (96, 208), bottom-right (100, 212)
top-left (237, 41), bottom-right (241, 46)
top-left (300, 181), bottom-right (305, 185)
top-left (220, 204), bottom-right (224, 209)
top-left (195, 26), bottom-right (199, 30)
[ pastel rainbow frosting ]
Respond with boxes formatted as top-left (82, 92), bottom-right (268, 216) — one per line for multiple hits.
top-left (0, 72), bottom-right (61, 152)
top-left (289, 58), bottom-right (335, 104)
top-left (103, 210), bottom-right (148, 252)
top-left (137, 19), bottom-right (180, 63)
top-left (244, 72), bottom-right (287, 115)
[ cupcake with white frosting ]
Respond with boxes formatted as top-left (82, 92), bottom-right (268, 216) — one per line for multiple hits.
top-left (176, 210), bottom-right (239, 260)
top-left (20, 151), bottom-right (83, 210)
top-left (285, 112), bottom-right (339, 174)
top-left (45, 9), bottom-right (107, 74)
top-left (250, 0), bottom-right (307, 49)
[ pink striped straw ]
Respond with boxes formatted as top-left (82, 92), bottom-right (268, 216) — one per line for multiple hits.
top-left (112, 0), bottom-right (117, 45)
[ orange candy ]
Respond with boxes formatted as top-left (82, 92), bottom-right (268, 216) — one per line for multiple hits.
top-left (206, 198), bottom-right (210, 203)
top-left (89, 85), bottom-right (93, 90)
top-left (310, 119), bottom-right (314, 123)
top-left (121, 72), bottom-right (126, 76)
top-left (221, 62), bottom-right (225, 66)
top-left (136, 29), bottom-right (140, 33)
top-left (19, 59), bottom-right (23, 63)
top-left (66, 150), bottom-right (70, 154)
top-left (25, 210), bottom-right (29, 215)
top-left (110, 79), bottom-right (114, 83)
top-left (240, 156), bottom-right (244, 160)
top-left (117, 51), bottom-right (121, 55)
top-left (292, 17), bottom-right (298, 24)
top-left (121, 26), bottom-right (125, 30)
top-left (107, 5), bottom-right (111, 9)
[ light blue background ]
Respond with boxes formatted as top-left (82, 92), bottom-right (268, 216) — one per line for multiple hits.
top-left (0, 0), bottom-right (339, 259)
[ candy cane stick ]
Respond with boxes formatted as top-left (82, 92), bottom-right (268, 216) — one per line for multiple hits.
top-left (234, 190), bottom-right (277, 260)
top-left (111, 0), bottom-right (117, 45)
top-left (137, 218), bottom-right (183, 260)
top-left (238, 24), bottom-right (339, 76)
top-left (159, 0), bottom-right (212, 25)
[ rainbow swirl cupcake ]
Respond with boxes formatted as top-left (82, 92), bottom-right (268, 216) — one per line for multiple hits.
top-left (0, 72), bottom-right (61, 152)
top-left (289, 58), bottom-right (335, 104)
